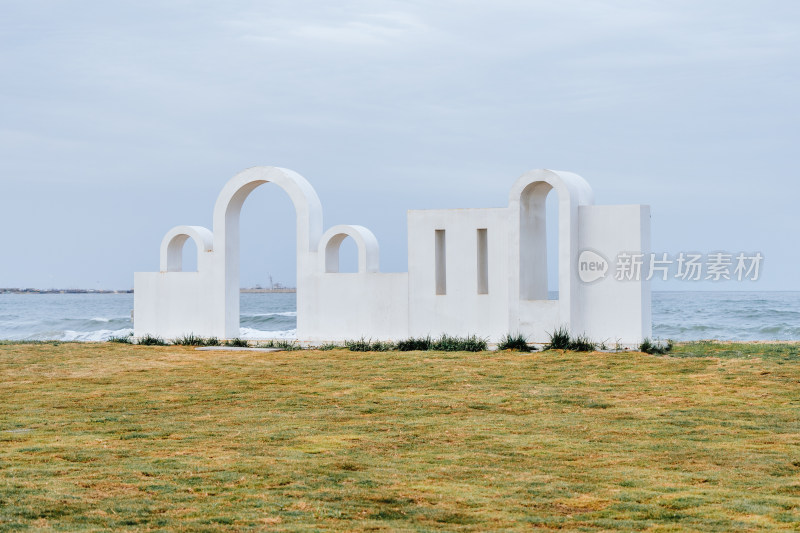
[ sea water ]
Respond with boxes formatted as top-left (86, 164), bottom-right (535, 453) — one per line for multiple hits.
top-left (1, 291), bottom-right (799, 342)
top-left (0, 292), bottom-right (297, 342)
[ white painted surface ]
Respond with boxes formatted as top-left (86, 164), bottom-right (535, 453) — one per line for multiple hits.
top-left (578, 204), bottom-right (652, 344)
top-left (304, 273), bottom-right (409, 342)
top-left (407, 207), bottom-right (510, 340)
top-left (134, 166), bottom-right (651, 344)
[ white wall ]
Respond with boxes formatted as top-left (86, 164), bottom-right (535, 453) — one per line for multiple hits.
top-left (133, 270), bottom-right (223, 339)
top-left (133, 167), bottom-right (652, 346)
top-left (408, 208), bottom-right (510, 341)
top-left (578, 204), bottom-right (652, 345)
top-left (303, 272), bottom-right (409, 341)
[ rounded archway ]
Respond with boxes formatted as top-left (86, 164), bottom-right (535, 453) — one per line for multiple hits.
top-left (159, 225), bottom-right (213, 272)
top-left (318, 224), bottom-right (380, 273)
top-left (518, 180), bottom-right (556, 300)
top-left (211, 167), bottom-right (324, 338)
top-left (508, 169), bottom-right (594, 332)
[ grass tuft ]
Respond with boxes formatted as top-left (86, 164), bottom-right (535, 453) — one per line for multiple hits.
top-left (344, 338), bottom-right (395, 352)
top-left (569, 334), bottom-right (596, 352)
top-left (346, 334), bottom-right (487, 352)
top-left (316, 342), bottom-right (343, 351)
top-left (395, 336), bottom-right (433, 351)
top-left (544, 327), bottom-right (596, 352)
top-left (640, 338), bottom-right (674, 355)
top-left (344, 337), bottom-right (373, 352)
top-left (497, 332), bottom-right (534, 352)
top-left (257, 339), bottom-right (304, 351)
top-left (545, 326), bottom-right (572, 350)
top-left (108, 334), bottom-right (133, 344)
top-left (369, 340), bottom-right (395, 352)
top-left (136, 334), bottom-right (166, 346)
top-left (225, 338), bottom-right (248, 348)
top-left (432, 334), bottom-right (487, 352)
top-left (173, 333), bottom-right (207, 346)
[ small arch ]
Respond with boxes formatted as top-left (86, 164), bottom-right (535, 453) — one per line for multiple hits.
top-left (337, 236), bottom-right (359, 273)
top-left (318, 225), bottom-right (380, 273)
top-left (160, 225), bottom-right (214, 272)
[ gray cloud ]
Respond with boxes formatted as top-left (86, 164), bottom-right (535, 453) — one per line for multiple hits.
top-left (1, 0), bottom-right (797, 289)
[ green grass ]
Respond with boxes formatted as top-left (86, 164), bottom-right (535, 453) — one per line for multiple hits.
top-left (1, 341), bottom-right (799, 531)
top-left (671, 340), bottom-right (800, 361)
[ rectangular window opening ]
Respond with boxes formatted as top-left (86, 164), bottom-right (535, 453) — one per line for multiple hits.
top-left (435, 229), bottom-right (446, 295)
top-left (477, 228), bottom-right (488, 294)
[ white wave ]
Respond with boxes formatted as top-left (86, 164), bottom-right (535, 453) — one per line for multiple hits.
top-left (90, 317), bottom-right (111, 323)
top-left (239, 327), bottom-right (296, 340)
top-left (62, 328), bottom-right (134, 342)
top-left (245, 311), bottom-right (297, 317)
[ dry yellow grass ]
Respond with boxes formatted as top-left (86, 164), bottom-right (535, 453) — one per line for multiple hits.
top-left (1, 342), bottom-right (798, 531)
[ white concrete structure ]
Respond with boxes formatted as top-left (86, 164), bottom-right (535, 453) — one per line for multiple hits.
top-left (135, 167), bottom-right (651, 344)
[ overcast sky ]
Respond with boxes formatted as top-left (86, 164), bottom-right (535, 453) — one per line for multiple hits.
top-left (1, 0), bottom-right (798, 290)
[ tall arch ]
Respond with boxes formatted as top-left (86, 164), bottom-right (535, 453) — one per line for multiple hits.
top-left (518, 181), bottom-right (555, 300)
top-left (508, 169), bottom-right (593, 332)
top-left (211, 166), bottom-right (323, 338)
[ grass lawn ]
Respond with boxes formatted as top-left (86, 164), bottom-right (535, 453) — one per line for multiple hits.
top-left (1, 341), bottom-right (799, 531)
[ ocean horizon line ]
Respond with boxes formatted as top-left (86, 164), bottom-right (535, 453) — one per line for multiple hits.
top-left (0, 288), bottom-right (794, 295)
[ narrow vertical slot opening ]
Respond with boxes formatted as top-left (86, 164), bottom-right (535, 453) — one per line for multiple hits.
top-left (477, 228), bottom-right (488, 294)
top-left (435, 229), bottom-right (446, 295)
